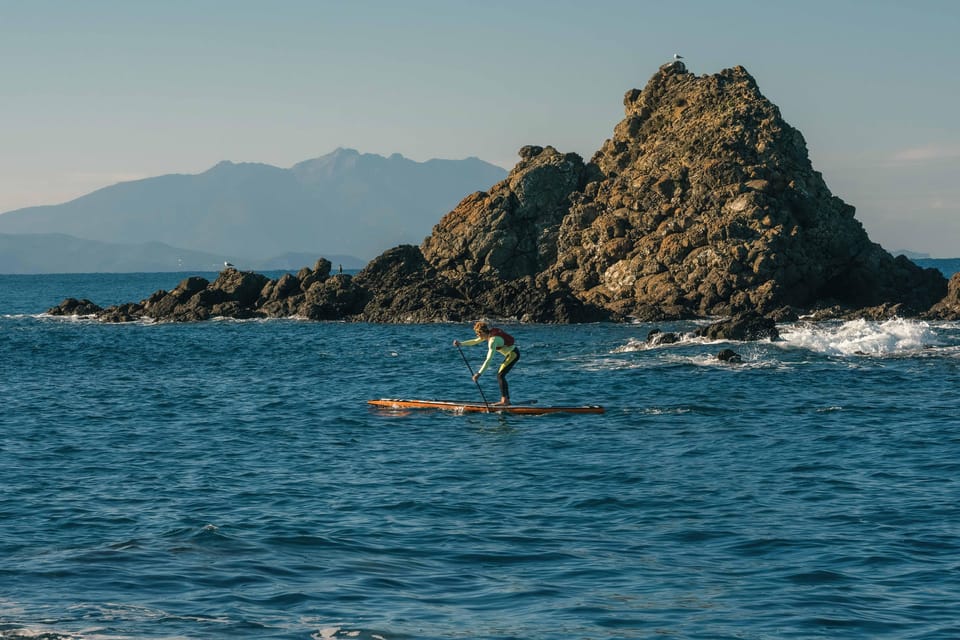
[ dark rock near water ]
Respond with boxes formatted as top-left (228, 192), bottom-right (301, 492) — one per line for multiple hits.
top-left (646, 328), bottom-right (681, 346)
top-left (422, 145), bottom-right (597, 282)
top-left (924, 273), bottom-right (960, 320)
top-left (47, 260), bottom-right (368, 324)
top-left (353, 244), bottom-right (611, 323)
top-left (46, 298), bottom-right (103, 316)
top-left (100, 302), bottom-right (147, 323)
top-left (695, 311), bottom-right (779, 341)
top-left (717, 348), bottom-right (743, 363)
top-left (46, 62), bottom-right (952, 325)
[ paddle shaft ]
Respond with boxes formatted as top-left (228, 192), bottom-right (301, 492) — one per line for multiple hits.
top-left (456, 344), bottom-right (492, 412)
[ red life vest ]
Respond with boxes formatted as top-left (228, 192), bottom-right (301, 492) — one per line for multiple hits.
top-left (488, 327), bottom-right (514, 347)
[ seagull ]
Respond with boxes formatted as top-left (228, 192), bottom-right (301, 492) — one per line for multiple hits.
top-left (674, 53), bottom-right (684, 60)
top-left (224, 261), bottom-right (234, 268)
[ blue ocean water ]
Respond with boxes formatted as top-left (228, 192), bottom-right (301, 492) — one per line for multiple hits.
top-left (2, 273), bottom-right (960, 640)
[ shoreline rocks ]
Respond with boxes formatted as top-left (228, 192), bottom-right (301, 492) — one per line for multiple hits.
top-left (45, 62), bottom-right (958, 330)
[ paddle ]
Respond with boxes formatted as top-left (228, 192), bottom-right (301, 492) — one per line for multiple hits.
top-left (455, 343), bottom-right (492, 413)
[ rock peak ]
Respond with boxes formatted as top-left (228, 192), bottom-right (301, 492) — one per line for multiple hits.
top-left (542, 63), bottom-right (946, 318)
top-left (658, 59), bottom-right (688, 76)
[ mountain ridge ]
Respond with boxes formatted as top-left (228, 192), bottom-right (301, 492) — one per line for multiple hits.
top-left (0, 149), bottom-right (507, 270)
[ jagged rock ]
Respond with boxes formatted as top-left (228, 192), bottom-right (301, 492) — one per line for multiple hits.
top-left (543, 62), bottom-right (946, 318)
top-left (133, 268), bottom-right (272, 321)
top-left (353, 245), bottom-right (476, 322)
top-left (47, 298), bottom-right (102, 316)
top-left (695, 311), bottom-right (779, 341)
top-left (354, 244), bottom-right (610, 323)
top-left (422, 146), bottom-right (597, 281)
top-left (646, 328), bottom-right (680, 345)
top-left (143, 275), bottom-right (226, 321)
top-left (210, 301), bottom-right (261, 320)
top-left (923, 273), bottom-right (960, 320)
top-left (300, 258), bottom-right (332, 290)
top-left (210, 269), bottom-right (270, 307)
top-left (299, 274), bottom-right (366, 320)
top-left (717, 348), bottom-right (743, 363)
top-left (273, 273), bottom-right (303, 299)
top-left (98, 302), bottom-right (145, 323)
top-left (767, 306), bottom-right (800, 322)
top-left (470, 277), bottom-right (611, 324)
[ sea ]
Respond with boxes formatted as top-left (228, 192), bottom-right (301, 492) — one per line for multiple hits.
top-left (2, 268), bottom-right (960, 640)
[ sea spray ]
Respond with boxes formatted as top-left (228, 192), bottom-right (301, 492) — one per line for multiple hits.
top-left (778, 318), bottom-right (940, 357)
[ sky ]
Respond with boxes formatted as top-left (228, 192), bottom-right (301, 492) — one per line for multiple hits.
top-left (1, 0), bottom-right (958, 256)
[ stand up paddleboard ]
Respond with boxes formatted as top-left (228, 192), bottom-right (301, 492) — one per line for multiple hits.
top-left (368, 398), bottom-right (605, 415)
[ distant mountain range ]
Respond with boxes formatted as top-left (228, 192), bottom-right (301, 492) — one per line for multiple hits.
top-left (0, 148), bottom-right (507, 274)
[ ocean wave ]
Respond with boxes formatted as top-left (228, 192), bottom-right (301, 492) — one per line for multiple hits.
top-left (778, 318), bottom-right (943, 357)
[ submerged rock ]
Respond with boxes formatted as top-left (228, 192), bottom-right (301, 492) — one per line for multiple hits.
top-left (717, 348), bottom-right (744, 363)
top-left (695, 311), bottom-right (779, 341)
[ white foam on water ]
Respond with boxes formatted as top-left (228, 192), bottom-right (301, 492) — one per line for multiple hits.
top-left (310, 627), bottom-right (384, 640)
top-left (612, 333), bottom-right (705, 353)
top-left (778, 318), bottom-right (941, 357)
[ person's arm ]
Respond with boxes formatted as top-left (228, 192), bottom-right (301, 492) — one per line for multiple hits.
top-left (476, 336), bottom-right (504, 375)
top-left (458, 336), bottom-right (485, 347)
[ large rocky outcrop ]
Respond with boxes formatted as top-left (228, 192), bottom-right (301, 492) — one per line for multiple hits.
top-left (536, 62), bottom-right (946, 318)
top-left (46, 62), bottom-right (950, 326)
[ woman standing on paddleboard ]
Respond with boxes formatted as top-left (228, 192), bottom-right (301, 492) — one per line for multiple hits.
top-left (454, 321), bottom-right (519, 406)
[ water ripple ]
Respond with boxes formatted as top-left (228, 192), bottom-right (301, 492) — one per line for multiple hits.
top-left (2, 294), bottom-right (960, 638)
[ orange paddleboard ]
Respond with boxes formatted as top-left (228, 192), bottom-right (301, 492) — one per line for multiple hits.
top-left (368, 398), bottom-right (605, 415)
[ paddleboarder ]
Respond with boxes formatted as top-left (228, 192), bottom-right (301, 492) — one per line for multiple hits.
top-left (454, 321), bottom-right (519, 406)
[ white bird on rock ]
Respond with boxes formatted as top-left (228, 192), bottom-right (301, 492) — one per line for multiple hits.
top-left (674, 53), bottom-right (684, 60)
top-left (224, 261), bottom-right (234, 269)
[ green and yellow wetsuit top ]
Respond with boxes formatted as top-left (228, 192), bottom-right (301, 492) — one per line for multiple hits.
top-left (460, 333), bottom-right (517, 375)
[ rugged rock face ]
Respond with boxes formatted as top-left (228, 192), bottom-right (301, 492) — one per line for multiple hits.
top-left (693, 311), bottom-right (779, 341)
top-left (539, 62), bottom-right (946, 318)
top-left (47, 298), bottom-right (103, 316)
top-left (924, 273), bottom-right (960, 320)
top-left (422, 145), bottom-right (597, 281)
top-left (354, 244), bottom-right (612, 323)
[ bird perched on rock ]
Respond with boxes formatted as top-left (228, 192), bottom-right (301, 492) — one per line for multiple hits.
top-left (224, 261), bottom-right (235, 269)
top-left (674, 53), bottom-right (684, 60)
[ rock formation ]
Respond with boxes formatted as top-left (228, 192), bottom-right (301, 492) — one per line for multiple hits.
top-left (47, 62), bottom-right (951, 326)
top-left (924, 273), bottom-right (960, 320)
top-left (717, 348), bottom-right (744, 363)
top-left (539, 61), bottom-right (945, 318)
top-left (47, 261), bottom-right (361, 323)
top-left (693, 311), bottom-right (779, 341)
top-left (421, 145), bottom-right (597, 281)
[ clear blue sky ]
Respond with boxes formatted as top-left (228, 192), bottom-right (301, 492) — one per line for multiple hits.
top-left (2, 0), bottom-right (958, 255)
